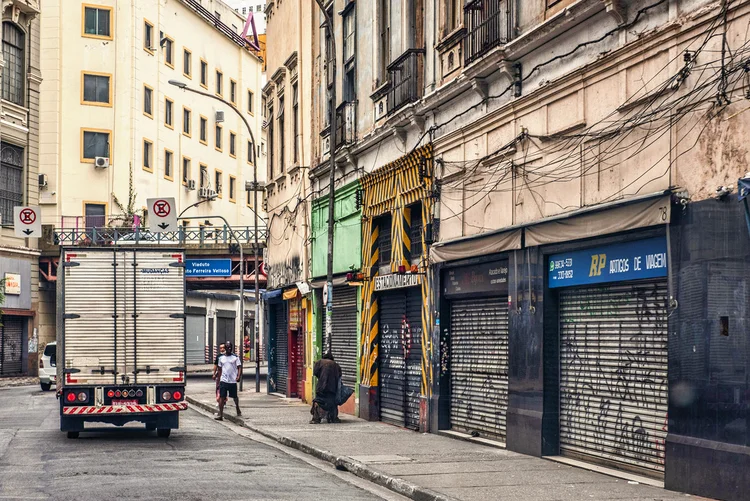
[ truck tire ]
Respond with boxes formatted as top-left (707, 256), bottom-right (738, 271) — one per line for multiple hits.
top-left (157, 428), bottom-right (171, 438)
top-left (67, 431), bottom-right (79, 439)
top-left (40, 382), bottom-right (51, 392)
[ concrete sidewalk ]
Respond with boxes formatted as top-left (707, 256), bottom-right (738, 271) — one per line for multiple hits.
top-left (0, 376), bottom-right (38, 389)
top-left (185, 377), bottom-right (709, 501)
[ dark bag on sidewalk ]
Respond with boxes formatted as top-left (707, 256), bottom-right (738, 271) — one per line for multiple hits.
top-left (336, 378), bottom-right (354, 406)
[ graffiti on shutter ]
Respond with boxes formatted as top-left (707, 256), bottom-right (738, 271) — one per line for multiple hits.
top-left (0, 317), bottom-right (23, 375)
top-left (559, 280), bottom-right (668, 477)
top-left (449, 297), bottom-right (508, 440)
top-left (379, 289), bottom-right (422, 429)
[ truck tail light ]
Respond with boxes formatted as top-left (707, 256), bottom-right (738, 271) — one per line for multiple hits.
top-left (162, 391), bottom-right (172, 401)
top-left (65, 392), bottom-right (76, 403)
top-left (172, 391), bottom-right (182, 400)
top-left (39, 358), bottom-right (43, 369)
top-left (107, 390), bottom-right (115, 398)
top-left (135, 390), bottom-right (143, 398)
top-left (77, 392), bottom-right (88, 402)
top-left (115, 390), bottom-right (121, 398)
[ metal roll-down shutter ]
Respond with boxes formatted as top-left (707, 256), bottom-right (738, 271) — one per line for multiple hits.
top-left (449, 297), bottom-right (508, 440)
top-left (273, 303), bottom-right (289, 395)
top-left (330, 285), bottom-right (358, 389)
top-left (559, 280), bottom-right (669, 477)
top-left (0, 317), bottom-right (23, 375)
top-left (404, 288), bottom-right (423, 430)
top-left (379, 288), bottom-right (422, 430)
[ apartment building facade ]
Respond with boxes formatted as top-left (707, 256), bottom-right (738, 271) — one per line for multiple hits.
top-left (285, 1), bottom-right (750, 500)
top-left (263, 0), bottom-right (316, 401)
top-left (39, 0), bottom-right (264, 232)
top-left (0, 0), bottom-right (41, 377)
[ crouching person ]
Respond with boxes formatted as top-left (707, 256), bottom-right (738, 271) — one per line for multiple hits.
top-left (310, 351), bottom-right (341, 424)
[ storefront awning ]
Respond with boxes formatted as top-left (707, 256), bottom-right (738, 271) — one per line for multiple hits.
top-left (430, 229), bottom-right (522, 264)
top-left (430, 191), bottom-right (671, 263)
top-left (282, 281), bottom-right (312, 299)
top-left (262, 289), bottom-right (282, 300)
top-left (525, 193), bottom-right (671, 247)
top-left (310, 275), bottom-right (350, 288)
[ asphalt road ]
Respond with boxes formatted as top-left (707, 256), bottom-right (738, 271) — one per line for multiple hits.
top-left (0, 385), bottom-right (401, 501)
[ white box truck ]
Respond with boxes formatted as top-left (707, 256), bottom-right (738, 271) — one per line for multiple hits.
top-left (57, 248), bottom-right (187, 438)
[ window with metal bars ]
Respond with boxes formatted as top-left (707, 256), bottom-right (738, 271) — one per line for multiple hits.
top-left (2, 23), bottom-right (24, 106)
top-left (377, 214), bottom-right (392, 270)
top-left (0, 142), bottom-right (23, 226)
top-left (409, 203), bottom-right (423, 260)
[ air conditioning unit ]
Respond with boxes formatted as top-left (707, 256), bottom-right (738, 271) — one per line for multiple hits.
top-left (38, 173), bottom-right (48, 188)
top-left (209, 189), bottom-right (218, 199)
top-left (198, 187), bottom-right (210, 198)
top-left (215, 110), bottom-right (225, 123)
top-left (94, 157), bottom-right (110, 169)
top-left (187, 179), bottom-right (197, 190)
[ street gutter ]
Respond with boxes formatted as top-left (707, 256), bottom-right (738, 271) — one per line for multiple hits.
top-left (186, 395), bottom-right (458, 501)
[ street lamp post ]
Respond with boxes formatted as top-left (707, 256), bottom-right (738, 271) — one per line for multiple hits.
top-left (314, 0), bottom-right (337, 353)
top-left (169, 79), bottom-right (263, 393)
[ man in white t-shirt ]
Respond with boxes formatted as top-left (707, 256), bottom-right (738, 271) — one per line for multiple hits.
top-left (215, 341), bottom-right (242, 421)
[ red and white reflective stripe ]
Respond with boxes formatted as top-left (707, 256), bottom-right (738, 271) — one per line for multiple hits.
top-left (62, 402), bottom-right (188, 415)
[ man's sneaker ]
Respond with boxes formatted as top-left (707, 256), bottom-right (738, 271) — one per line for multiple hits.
top-left (236, 409), bottom-right (242, 416)
top-left (214, 415), bottom-right (223, 421)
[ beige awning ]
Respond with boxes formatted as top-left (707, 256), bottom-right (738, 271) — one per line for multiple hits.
top-left (430, 229), bottom-right (523, 264)
top-left (525, 194), bottom-right (671, 246)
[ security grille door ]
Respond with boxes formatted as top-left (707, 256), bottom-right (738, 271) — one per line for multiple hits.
top-left (330, 285), bottom-right (358, 388)
top-left (379, 289), bottom-right (422, 429)
top-left (404, 288), bottom-right (423, 429)
top-left (449, 297), bottom-right (509, 440)
top-left (273, 303), bottom-right (289, 395)
top-left (186, 315), bottom-right (206, 365)
top-left (295, 329), bottom-right (304, 398)
top-left (559, 280), bottom-right (669, 476)
top-left (0, 317), bottom-right (23, 375)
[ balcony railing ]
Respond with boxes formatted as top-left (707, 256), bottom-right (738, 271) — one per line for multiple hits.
top-left (387, 49), bottom-right (426, 114)
top-left (53, 225), bottom-right (268, 247)
top-left (335, 101), bottom-right (356, 146)
top-left (464, 0), bottom-right (513, 65)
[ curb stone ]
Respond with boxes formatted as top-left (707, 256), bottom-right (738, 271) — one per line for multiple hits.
top-left (187, 396), bottom-right (458, 501)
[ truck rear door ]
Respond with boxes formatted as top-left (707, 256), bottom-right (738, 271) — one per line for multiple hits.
top-left (129, 250), bottom-right (185, 384)
top-left (62, 249), bottom-right (185, 386)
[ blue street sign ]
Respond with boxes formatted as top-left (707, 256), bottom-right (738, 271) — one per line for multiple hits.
top-left (185, 259), bottom-right (232, 277)
top-left (548, 237), bottom-right (667, 288)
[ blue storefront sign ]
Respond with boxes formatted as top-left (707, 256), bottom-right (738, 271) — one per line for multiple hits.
top-left (185, 259), bottom-right (232, 277)
top-left (548, 237), bottom-right (667, 288)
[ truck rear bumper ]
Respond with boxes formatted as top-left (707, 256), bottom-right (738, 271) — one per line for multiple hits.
top-left (62, 402), bottom-right (187, 415)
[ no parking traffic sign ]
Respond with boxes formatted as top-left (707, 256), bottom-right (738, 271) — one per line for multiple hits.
top-left (13, 206), bottom-right (41, 238)
top-left (147, 198), bottom-right (178, 233)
